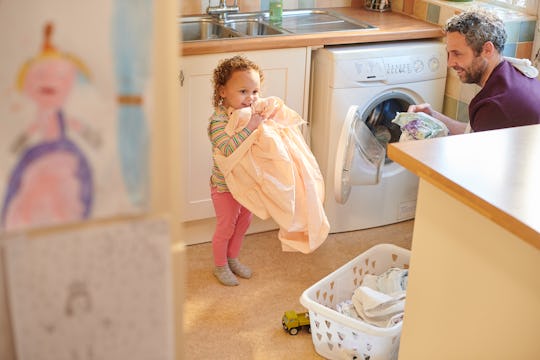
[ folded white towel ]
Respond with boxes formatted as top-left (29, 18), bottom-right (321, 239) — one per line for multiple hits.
top-left (348, 268), bottom-right (409, 327)
top-left (352, 286), bottom-right (406, 327)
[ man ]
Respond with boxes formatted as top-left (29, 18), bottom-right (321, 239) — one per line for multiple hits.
top-left (409, 8), bottom-right (540, 134)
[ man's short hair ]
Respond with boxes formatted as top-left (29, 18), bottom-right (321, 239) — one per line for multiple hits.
top-left (444, 8), bottom-right (507, 55)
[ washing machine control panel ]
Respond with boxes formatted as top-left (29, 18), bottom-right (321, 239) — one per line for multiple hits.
top-left (385, 53), bottom-right (444, 80)
top-left (340, 52), bottom-right (446, 85)
top-left (384, 55), bottom-right (441, 75)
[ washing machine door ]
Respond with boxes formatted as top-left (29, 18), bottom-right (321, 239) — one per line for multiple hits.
top-left (334, 105), bottom-right (386, 204)
top-left (334, 91), bottom-right (419, 204)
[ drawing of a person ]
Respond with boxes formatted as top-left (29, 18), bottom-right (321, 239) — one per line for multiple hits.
top-left (64, 281), bottom-right (95, 360)
top-left (1, 22), bottom-right (98, 231)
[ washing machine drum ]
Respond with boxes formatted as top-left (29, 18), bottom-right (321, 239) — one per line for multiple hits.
top-left (335, 97), bottom-right (413, 204)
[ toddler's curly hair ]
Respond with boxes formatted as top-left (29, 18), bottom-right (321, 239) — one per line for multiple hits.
top-left (212, 55), bottom-right (264, 107)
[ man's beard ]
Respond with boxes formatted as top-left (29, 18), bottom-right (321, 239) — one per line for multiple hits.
top-left (453, 55), bottom-right (488, 85)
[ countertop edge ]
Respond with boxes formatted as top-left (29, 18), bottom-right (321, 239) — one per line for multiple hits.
top-left (388, 143), bottom-right (540, 251)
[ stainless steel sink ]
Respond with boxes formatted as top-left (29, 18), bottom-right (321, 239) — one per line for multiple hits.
top-left (179, 9), bottom-right (377, 42)
top-left (180, 14), bottom-right (288, 42)
top-left (226, 19), bottom-right (285, 36)
top-left (181, 18), bottom-right (241, 41)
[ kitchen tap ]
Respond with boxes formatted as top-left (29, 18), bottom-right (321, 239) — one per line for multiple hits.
top-left (207, 0), bottom-right (239, 21)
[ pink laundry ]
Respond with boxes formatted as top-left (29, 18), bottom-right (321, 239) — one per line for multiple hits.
top-left (213, 96), bottom-right (329, 253)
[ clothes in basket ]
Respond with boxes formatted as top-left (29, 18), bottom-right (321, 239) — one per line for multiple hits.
top-left (300, 243), bottom-right (411, 360)
top-left (337, 267), bottom-right (408, 328)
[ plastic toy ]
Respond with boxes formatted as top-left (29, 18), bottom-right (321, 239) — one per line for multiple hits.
top-left (282, 310), bottom-right (311, 335)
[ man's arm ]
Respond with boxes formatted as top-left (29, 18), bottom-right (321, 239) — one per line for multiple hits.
top-left (408, 103), bottom-right (467, 135)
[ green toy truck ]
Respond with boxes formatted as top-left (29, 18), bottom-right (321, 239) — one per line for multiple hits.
top-left (282, 310), bottom-right (311, 335)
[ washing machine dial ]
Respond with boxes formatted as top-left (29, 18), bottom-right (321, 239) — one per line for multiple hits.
top-left (428, 56), bottom-right (440, 72)
top-left (414, 59), bottom-right (424, 73)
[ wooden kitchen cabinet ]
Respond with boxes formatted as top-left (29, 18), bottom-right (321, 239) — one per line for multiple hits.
top-left (179, 47), bottom-right (310, 221)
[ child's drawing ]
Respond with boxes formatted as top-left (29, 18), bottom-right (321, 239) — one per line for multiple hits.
top-left (0, 0), bottom-right (156, 232)
top-left (3, 218), bottom-right (173, 360)
top-left (62, 280), bottom-right (100, 360)
top-left (1, 23), bottom-right (97, 231)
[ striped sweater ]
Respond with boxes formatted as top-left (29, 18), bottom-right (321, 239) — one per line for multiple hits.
top-left (207, 106), bottom-right (252, 192)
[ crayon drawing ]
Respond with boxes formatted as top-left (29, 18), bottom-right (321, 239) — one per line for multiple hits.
top-left (1, 23), bottom-right (96, 231)
top-left (0, 0), bottom-right (154, 232)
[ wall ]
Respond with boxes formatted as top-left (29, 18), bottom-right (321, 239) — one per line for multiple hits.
top-left (391, 0), bottom-right (537, 124)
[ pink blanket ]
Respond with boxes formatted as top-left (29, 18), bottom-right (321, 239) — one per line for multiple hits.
top-left (214, 97), bottom-right (329, 253)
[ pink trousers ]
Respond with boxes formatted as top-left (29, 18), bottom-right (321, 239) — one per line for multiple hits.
top-left (210, 186), bottom-right (252, 266)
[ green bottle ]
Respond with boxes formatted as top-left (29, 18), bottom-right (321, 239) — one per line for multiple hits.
top-left (269, 0), bottom-right (283, 23)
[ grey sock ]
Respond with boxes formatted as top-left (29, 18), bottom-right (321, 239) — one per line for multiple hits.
top-left (228, 258), bottom-right (252, 279)
top-left (213, 265), bottom-right (239, 286)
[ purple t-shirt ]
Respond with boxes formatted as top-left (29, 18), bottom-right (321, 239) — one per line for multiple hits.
top-left (469, 60), bottom-right (540, 132)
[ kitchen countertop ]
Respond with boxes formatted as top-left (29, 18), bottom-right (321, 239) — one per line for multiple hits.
top-left (390, 125), bottom-right (540, 359)
top-left (388, 125), bottom-right (540, 250)
top-left (181, 7), bottom-right (444, 56)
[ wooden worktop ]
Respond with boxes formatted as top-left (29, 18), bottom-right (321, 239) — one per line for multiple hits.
top-left (388, 125), bottom-right (540, 250)
top-left (181, 8), bottom-right (444, 56)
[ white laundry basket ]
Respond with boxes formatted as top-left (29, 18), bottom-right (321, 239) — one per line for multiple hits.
top-left (300, 244), bottom-right (410, 360)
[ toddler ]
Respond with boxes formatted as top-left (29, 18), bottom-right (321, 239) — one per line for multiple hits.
top-left (207, 55), bottom-right (266, 286)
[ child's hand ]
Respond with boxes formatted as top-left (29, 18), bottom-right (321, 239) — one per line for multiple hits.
top-left (246, 110), bottom-right (265, 131)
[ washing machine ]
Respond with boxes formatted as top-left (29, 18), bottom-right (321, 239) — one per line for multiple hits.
top-left (310, 40), bottom-right (447, 233)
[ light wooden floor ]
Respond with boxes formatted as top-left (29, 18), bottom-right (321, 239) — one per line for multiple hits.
top-left (183, 220), bottom-right (413, 360)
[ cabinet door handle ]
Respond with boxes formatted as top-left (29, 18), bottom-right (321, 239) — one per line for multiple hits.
top-left (179, 70), bottom-right (184, 87)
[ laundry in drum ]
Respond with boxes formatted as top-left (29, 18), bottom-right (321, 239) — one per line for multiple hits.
top-left (367, 99), bottom-right (403, 145)
top-left (392, 112), bottom-right (449, 141)
top-left (381, 99), bottom-right (402, 123)
top-left (367, 103), bottom-right (382, 127)
top-left (373, 125), bottom-right (391, 145)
